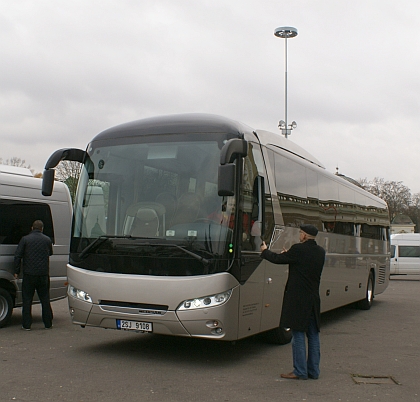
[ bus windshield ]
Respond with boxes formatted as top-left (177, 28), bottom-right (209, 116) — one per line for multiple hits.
top-left (70, 133), bottom-right (238, 276)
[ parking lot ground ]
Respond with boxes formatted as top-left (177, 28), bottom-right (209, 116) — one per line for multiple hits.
top-left (1, 276), bottom-right (419, 402)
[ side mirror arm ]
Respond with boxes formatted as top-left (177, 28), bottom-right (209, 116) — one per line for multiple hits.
top-left (42, 148), bottom-right (86, 196)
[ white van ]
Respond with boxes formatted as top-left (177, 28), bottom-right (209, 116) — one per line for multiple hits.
top-left (0, 165), bottom-right (72, 327)
top-left (390, 233), bottom-right (420, 275)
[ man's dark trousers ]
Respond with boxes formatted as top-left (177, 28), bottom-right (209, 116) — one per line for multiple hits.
top-left (22, 274), bottom-right (52, 329)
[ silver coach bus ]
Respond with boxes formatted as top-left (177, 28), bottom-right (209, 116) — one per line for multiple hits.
top-left (42, 114), bottom-right (390, 343)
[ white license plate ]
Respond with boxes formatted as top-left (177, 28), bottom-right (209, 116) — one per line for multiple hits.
top-left (116, 319), bottom-right (153, 332)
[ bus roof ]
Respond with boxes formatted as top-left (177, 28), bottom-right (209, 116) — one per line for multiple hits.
top-left (254, 129), bottom-right (325, 169)
top-left (92, 113), bottom-right (255, 142)
top-left (92, 113), bottom-right (326, 169)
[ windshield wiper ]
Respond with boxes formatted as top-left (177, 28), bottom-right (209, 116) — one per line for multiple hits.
top-left (145, 243), bottom-right (211, 266)
top-left (78, 235), bottom-right (134, 259)
top-left (172, 244), bottom-right (211, 266)
top-left (78, 237), bottom-right (212, 267)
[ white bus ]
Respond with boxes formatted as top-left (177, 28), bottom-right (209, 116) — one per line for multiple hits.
top-left (42, 114), bottom-right (390, 343)
top-left (0, 165), bottom-right (72, 327)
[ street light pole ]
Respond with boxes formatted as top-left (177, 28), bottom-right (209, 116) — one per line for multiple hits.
top-left (274, 26), bottom-right (298, 139)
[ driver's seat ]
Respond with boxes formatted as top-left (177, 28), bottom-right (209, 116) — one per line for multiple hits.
top-left (123, 202), bottom-right (165, 237)
top-left (130, 208), bottom-right (159, 237)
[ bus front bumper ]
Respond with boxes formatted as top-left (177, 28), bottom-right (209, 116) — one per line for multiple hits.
top-left (68, 291), bottom-right (239, 340)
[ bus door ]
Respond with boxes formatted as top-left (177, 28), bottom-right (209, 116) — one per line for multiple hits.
top-left (238, 141), bottom-right (281, 335)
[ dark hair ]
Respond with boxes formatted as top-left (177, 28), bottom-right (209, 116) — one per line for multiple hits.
top-left (32, 220), bottom-right (44, 231)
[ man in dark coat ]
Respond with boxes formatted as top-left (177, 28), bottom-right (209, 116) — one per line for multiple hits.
top-left (260, 224), bottom-right (325, 380)
top-left (14, 220), bottom-right (53, 330)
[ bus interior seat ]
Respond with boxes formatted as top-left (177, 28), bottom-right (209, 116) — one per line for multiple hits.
top-left (123, 202), bottom-right (165, 237)
top-left (130, 208), bottom-right (159, 237)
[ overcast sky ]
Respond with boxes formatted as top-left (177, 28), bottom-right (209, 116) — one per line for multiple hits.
top-left (1, 1), bottom-right (420, 193)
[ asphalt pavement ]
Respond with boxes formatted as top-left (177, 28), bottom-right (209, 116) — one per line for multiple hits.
top-left (1, 276), bottom-right (419, 402)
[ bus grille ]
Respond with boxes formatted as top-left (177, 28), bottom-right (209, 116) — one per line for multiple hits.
top-left (99, 300), bottom-right (168, 313)
top-left (378, 265), bottom-right (387, 284)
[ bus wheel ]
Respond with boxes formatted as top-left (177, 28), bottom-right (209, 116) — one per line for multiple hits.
top-left (356, 271), bottom-right (374, 310)
top-left (0, 288), bottom-right (14, 328)
top-left (262, 326), bottom-right (292, 345)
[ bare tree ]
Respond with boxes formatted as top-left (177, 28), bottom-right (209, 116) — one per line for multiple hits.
top-left (359, 177), bottom-right (411, 220)
top-left (0, 156), bottom-right (41, 176)
top-left (0, 156), bottom-right (31, 170)
top-left (55, 160), bottom-right (82, 203)
top-left (407, 193), bottom-right (420, 232)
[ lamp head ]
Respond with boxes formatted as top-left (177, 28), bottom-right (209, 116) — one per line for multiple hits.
top-left (274, 26), bottom-right (298, 39)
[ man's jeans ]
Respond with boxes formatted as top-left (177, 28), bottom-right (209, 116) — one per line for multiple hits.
top-left (22, 274), bottom-right (52, 329)
top-left (291, 314), bottom-right (320, 379)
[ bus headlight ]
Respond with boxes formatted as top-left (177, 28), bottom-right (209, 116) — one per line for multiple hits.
top-left (68, 284), bottom-right (92, 303)
top-left (177, 290), bottom-right (232, 311)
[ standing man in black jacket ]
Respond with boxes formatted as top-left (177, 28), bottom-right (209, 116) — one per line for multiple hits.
top-left (260, 224), bottom-right (325, 380)
top-left (14, 220), bottom-right (53, 330)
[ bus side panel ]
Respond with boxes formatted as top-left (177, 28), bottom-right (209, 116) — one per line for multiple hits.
top-left (259, 260), bottom-right (288, 333)
top-left (373, 256), bottom-right (389, 294)
top-left (319, 253), bottom-right (367, 312)
top-left (237, 262), bottom-right (265, 339)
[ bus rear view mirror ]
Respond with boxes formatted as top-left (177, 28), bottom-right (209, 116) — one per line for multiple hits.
top-left (218, 138), bottom-right (247, 196)
top-left (42, 148), bottom-right (86, 197)
top-left (220, 139), bottom-right (248, 165)
top-left (218, 164), bottom-right (235, 196)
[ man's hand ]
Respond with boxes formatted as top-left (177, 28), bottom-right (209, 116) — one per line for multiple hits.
top-left (260, 241), bottom-right (268, 252)
top-left (14, 274), bottom-right (19, 279)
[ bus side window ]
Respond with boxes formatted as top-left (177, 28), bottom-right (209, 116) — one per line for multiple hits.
top-left (241, 143), bottom-right (274, 251)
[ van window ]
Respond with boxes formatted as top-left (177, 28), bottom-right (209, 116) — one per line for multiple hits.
top-left (399, 246), bottom-right (420, 258)
top-left (0, 201), bottom-right (55, 244)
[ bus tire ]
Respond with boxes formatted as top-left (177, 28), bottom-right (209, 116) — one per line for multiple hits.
top-left (356, 271), bottom-right (374, 310)
top-left (0, 288), bottom-right (14, 328)
top-left (263, 326), bottom-right (292, 345)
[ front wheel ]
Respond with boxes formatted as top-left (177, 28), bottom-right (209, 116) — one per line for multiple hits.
top-left (0, 288), bottom-right (14, 328)
top-left (356, 271), bottom-right (374, 310)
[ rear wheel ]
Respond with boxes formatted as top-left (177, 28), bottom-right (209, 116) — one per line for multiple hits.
top-left (0, 288), bottom-right (14, 328)
top-left (356, 271), bottom-right (374, 310)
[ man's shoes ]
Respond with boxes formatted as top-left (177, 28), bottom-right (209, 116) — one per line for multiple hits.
top-left (45, 325), bottom-right (53, 330)
top-left (21, 326), bottom-right (31, 331)
top-left (280, 372), bottom-right (306, 380)
top-left (308, 374), bottom-right (318, 380)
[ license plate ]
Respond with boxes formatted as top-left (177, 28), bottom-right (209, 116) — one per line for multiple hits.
top-left (116, 319), bottom-right (153, 332)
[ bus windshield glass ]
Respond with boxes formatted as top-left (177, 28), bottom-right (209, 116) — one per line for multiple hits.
top-left (70, 133), bottom-right (238, 276)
